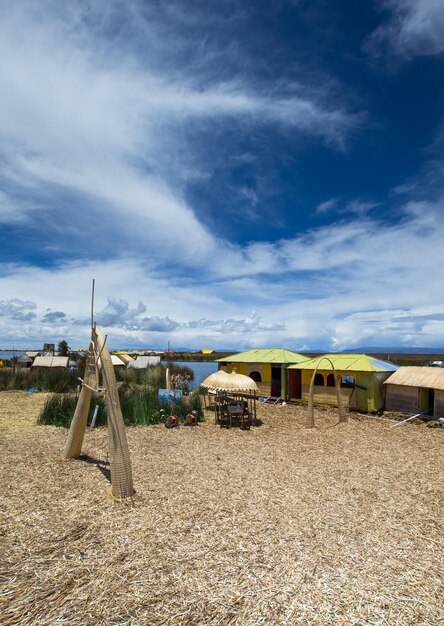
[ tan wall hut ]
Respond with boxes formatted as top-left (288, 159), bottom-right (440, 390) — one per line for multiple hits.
top-left (384, 366), bottom-right (444, 418)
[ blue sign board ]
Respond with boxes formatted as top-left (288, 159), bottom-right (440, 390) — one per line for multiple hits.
top-left (158, 389), bottom-right (183, 402)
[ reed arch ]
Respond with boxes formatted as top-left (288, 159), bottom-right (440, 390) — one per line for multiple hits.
top-left (307, 356), bottom-right (347, 428)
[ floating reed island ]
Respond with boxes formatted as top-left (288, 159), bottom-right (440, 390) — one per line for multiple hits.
top-left (1, 392), bottom-right (443, 625)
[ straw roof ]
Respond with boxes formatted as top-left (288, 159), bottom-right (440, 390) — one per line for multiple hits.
top-left (18, 354), bottom-right (33, 363)
top-left (31, 356), bottom-right (69, 368)
top-left (127, 356), bottom-right (161, 368)
top-left (110, 355), bottom-right (125, 366)
top-left (201, 369), bottom-right (259, 392)
top-left (384, 366), bottom-right (444, 390)
top-left (217, 348), bottom-right (307, 364)
top-left (289, 353), bottom-right (399, 373)
top-left (115, 353), bottom-right (135, 365)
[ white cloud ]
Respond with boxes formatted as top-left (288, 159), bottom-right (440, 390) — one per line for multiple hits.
top-left (0, 299), bottom-right (37, 322)
top-left (0, 1), bottom-right (443, 351)
top-left (316, 198), bottom-right (339, 214)
top-left (367, 0), bottom-right (444, 58)
top-left (1, 195), bottom-right (443, 349)
top-left (0, 0), bottom-right (361, 271)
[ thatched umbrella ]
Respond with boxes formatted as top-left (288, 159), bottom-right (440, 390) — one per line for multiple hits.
top-left (201, 368), bottom-right (259, 392)
top-left (201, 369), bottom-right (258, 426)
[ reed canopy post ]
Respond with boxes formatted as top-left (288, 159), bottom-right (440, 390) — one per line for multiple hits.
top-left (307, 357), bottom-right (347, 428)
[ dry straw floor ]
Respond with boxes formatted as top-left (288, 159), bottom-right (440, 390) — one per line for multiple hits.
top-left (1, 392), bottom-right (443, 625)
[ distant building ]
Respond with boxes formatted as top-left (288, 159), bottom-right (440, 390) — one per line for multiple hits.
top-left (18, 354), bottom-right (33, 368)
top-left (199, 349), bottom-right (215, 355)
top-left (43, 343), bottom-right (55, 356)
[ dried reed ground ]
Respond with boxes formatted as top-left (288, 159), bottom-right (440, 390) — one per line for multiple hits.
top-left (1, 393), bottom-right (443, 626)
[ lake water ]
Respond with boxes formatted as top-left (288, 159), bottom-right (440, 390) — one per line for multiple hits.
top-left (170, 361), bottom-right (218, 388)
top-left (0, 351), bottom-right (22, 360)
top-left (0, 352), bottom-right (218, 387)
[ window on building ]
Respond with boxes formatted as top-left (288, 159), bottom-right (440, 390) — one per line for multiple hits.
top-left (326, 373), bottom-right (336, 387)
top-left (314, 373), bottom-right (324, 386)
top-left (249, 371), bottom-right (262, 382)
top-left (341, 374), bottom-right (355, 388)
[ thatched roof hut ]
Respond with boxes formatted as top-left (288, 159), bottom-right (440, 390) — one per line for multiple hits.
top-left (384, 366), bottom-right (444, 418)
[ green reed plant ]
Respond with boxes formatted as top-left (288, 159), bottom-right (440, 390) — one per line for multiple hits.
top-left (38, 393), bottom-right (108, 428)
top-left (38, 387), bottom-right (203, 428)
top-left (0, 367), bottom-right (80, 392)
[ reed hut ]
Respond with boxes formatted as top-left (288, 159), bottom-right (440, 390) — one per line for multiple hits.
top-left (217, 349), bottom-right (307, 399)
top-left (384, 366), bottom-right (444, 418)
top-left (288, 354), bottom-right (398, 412)
top-left (18, 353), bottom-right (33, 368)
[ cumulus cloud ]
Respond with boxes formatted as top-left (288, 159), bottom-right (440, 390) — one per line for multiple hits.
top-left (366, 0), bottom-right (444, 58)
top-left (42, 311), bottom-right (67, 323)
top-left (96, 299), bottom-right (283, 335)
top-left (184, 312), bottom-right (285, 334)
top-left (0, 299), bottom-right (37, 321)
top-left (1, 192), bottom-right (443, 350)
top-left (96, 297), bottom-right (179, 332)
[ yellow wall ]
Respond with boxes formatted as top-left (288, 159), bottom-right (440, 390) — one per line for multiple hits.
top-left (226, 362), bottom-right (272, 382)
top-left (225, 362), bottom-right (272, 396)
top-left (299, 369), bottom-right (379, 412)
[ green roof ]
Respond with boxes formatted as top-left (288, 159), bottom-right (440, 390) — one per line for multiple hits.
top-left (217, 348), bottom-right (307, 364)
top-left (288, 354), bottom-right (399, 373)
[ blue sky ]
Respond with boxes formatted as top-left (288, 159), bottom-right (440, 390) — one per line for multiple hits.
top-left (1, 0), bottom-right (443, 350)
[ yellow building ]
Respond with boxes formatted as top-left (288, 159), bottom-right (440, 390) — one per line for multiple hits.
top-left (288, 354), bottom-right (399, 412)
top-left (217, 348), bottom-right (307, 398)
